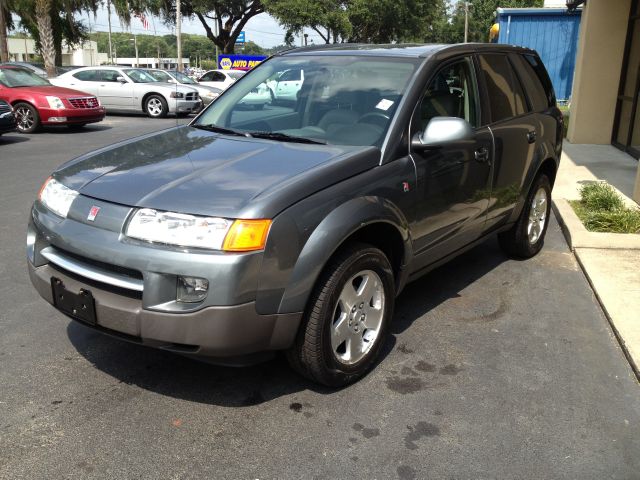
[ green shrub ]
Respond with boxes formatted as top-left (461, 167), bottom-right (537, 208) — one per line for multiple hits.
top-left (579, 182), bottom-right (625, 212)
top-left (570, 182), bottom-right (640, 234)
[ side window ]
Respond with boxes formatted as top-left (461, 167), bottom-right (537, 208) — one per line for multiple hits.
top-left (511, 54), bottom-right (549, 112)
top-left (280, 69), bottom-right (301, 82)
top-left (100, 70), bottom-right (121, 82)
top-left (523, 54), bottom-right (555, 107)
top-left (72, 70), bottom-right (98, 81)
top-left (418, 58), bottom-right (479, 130)
top-left (478, 54), bottom-right (528, 122)
top-left (200, 72), bottom-right (213, 81)
top-left (213, 72), bottom-right (227, 82)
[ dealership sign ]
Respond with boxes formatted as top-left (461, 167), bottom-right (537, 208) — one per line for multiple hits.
top-left (218, 55), bottom-right (267, 71)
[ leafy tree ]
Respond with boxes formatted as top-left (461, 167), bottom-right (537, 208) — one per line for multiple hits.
top-left (239, 39), bottom-right (264, 54)
top-left (156, 0), bottom-right (266, 54)
top-left (0, 0), bottom-right (8, 61)
top-left (264, 0), bottom-right (351, 44)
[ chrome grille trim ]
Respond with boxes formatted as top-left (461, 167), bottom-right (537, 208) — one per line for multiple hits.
top-left (41, 246), bottom-right (144, 292)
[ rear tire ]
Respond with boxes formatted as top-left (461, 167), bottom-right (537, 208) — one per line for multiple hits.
top-left (498, 174), bottom-right (552, 259)
top-left (145, 95), bottom-right (168, 118)
top-left (287, 242), bottom-right (395, 387)
top-left (14, 102), bottom-right (40, 133)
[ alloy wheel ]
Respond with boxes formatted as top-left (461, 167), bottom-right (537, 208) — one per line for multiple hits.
top-left (527, 187), bottom-right (548, 244)
top-left (15, 106), bottom-right (35, 132)
top-left (147, 98), bottom-right (163, 116)
top-left (330, 269), bottom-right (385, 365)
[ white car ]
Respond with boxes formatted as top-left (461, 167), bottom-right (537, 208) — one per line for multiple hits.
top-left (238, 83), bottom-right (272, 110)
top-left (142, 68), bottom-right (221, 106)
top-left (198, 69), bottom-right (245, 90)
top-left (50, 66), bottom-right (201, 118)
top-left (267, 68), bottom-right (304, 102)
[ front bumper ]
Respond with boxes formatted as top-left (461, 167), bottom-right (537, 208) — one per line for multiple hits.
top-left (0, 112), bottom-right (16, 133)
top-left (174, 99), bottom-right (202, 114)
top-left (40, 106), bottom-right (106, 125)
top-left (28, 261), bottom-right (301, 357)
top-left (27, 200), bottom-right (302, 358)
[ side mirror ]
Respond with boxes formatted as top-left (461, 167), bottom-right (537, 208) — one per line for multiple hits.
top-left (116, 76), bottom-right (127, 83)
top-left (412, 116), bottom-right (474, 150)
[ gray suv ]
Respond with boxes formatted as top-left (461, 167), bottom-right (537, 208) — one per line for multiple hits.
top-left (27, 44), bottom-right (562, 386)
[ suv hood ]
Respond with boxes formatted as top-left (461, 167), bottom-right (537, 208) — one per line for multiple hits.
top-left (55, 126), bottom-right (380, 218)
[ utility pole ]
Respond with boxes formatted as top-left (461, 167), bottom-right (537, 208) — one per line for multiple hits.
top-left (176, 0), bottom-right (182, 72)
top-left (0, 0), bottom-right (9, 63)
top-left (107, 0), bottom-right (113, 63)
top-left (464, 2), bottom-right (470, 43)
top-left (131, 35), bottom-right (139, 67)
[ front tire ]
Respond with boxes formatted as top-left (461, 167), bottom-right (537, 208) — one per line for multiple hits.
top-left (498, 174), bottom-right (552, 259)
top-left (287, 243), bottom-right (395, 387)
top-left (14, 102), bottom-right (40, 133)
top-left (144, 95), bottom-right (168, 118)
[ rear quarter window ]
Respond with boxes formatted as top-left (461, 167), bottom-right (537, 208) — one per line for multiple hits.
top-left (478, 53), bottom-right (528, 123)
top-left (512, 54), bottom-right (554, 111)
top-left (72, 70), bottom-right (98, 81)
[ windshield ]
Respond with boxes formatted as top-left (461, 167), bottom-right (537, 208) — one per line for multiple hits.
top-left (194, 55), bottom-right (419, 147)
top-left (0, 68), bottom-right (51, 87)
top-left (145, 70), bottom-right (173, 82)
top-left (226, 70), bottom-right (245, 80)
top-left (123, 69), bottom-right (158, 83)
top-left (173, 71), bottom-right (197, 84)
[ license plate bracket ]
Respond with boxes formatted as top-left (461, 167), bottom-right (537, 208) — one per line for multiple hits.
top-left (51, 277), bottom-right (97, 325)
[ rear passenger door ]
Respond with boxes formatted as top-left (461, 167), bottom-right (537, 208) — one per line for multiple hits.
top-left (409, 56), bottom-right (494, 271)
top-left (476, 53), bottom-right (537, 231)
top-left (67, 69), bottom-right (101, 95)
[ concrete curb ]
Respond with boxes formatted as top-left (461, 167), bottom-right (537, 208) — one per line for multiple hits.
top-left (552, 198), bottom-right (640, 250)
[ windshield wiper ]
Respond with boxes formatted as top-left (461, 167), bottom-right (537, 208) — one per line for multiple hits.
top-left (248, 131), bottom-right (326, 145)
top-left (191, 124), bottom-right (252, 138)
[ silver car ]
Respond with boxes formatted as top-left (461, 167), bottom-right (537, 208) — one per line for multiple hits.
top-left (142, 68), bottom-right (222, 106)
top-left (50, 66), bottom-right (201, 118)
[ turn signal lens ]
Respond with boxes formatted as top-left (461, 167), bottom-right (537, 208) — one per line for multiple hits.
top-left (222, 219), bottom-right (271, 252)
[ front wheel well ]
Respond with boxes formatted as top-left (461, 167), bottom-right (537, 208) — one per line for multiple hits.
top-left (538, 157), bottom-right (558, 187)
top-left (334, 222), bottom-right (405, 290)
top-left (141, 92), bottom-right (164, 112)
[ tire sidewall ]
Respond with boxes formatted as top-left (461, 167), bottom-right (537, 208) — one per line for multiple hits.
top-left (320, 248), bottom-right (395, 381)
top-left (520, 174), bottom-right (552, 256)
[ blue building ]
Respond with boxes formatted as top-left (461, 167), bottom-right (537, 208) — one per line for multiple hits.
top-left (496, 7), bottom-right (582, 102)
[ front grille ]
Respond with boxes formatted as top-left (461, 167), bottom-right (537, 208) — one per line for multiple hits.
top-left (185, 92), bottom-right (197, 101)
top-left (0, 103), bottom-right (11, 114)
top-left (56, 247), bottom-right (143, 281)
top-left (68, 97), bottom-right (99, 109)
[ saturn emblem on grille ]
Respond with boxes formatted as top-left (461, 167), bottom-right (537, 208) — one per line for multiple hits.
top-left (87, 206), bottom-right (100, 221)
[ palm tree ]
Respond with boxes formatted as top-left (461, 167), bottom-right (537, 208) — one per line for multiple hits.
top-left (35, 0), bottom-right (56, 76)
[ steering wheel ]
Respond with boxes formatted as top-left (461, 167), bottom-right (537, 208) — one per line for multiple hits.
top-left (357, 112), bottom-right (391, 128)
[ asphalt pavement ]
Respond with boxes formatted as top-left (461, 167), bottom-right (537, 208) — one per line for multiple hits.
top-left (1, 115), bottom-right (639, 479)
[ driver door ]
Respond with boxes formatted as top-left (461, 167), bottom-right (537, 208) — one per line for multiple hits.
top-left (409, 56), bottom-right (494, 271)
top-left (97, 69), bottom-right (134, 108)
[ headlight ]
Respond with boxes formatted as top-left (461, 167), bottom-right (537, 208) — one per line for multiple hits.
top-left (46, 96), bottom-right (65, 109)
top-left (170, 92), bottom-right (184, 98)
top-left (38, 177), bottom-right (78, 218)
top-left (125, 208), bottom-right (271, 251)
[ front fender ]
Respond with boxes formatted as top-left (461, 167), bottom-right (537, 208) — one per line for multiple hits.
top-left (271, 196), bottom-right (411, 315)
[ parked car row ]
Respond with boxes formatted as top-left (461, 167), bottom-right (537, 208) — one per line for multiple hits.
top-left (0, 61), bottom-right (285, 135)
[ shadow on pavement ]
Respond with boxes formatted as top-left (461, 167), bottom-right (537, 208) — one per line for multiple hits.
top-left (67, 236), bottom-right (508, 406)
top-left (0, 133), bottom-right (30, 144)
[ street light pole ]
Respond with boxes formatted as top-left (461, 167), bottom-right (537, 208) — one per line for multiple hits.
top-left (130, 35), bottom-right (139, 67)
top-left (176, 0), bottom-right (182, 72)
top-left (464, 2), bottom-right (470, 43)
top-left (107, 0), bottom-right (113, 63)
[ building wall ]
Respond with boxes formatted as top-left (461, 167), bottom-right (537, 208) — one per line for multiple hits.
top-left (567, 0), bottom-right (631, 144)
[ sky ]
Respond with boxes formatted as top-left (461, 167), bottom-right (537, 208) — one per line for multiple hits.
top-left (75, 5), bottom-right (327, 49)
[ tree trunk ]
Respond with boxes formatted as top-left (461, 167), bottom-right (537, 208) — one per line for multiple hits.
top-left (0, 1), bottom-right (9, 62)
top-left (35, 0), bottom-right (56, 77)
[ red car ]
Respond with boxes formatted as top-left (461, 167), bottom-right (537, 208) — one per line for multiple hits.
top-left (0, 66), bottom-right (106, 133)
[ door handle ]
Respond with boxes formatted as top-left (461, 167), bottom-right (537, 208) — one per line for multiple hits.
top-left (527, 130), bottom-right (537, 143)
top-left (474, 147), bottom-right (490, 163)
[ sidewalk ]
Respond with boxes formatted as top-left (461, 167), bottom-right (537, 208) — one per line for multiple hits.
top-left (552, 142), bottom-right (640, 377)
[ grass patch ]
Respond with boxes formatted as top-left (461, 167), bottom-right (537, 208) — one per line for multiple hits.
top-left (569, 182), bottom-right (640, 234)
top-left (559, 105), bottom-right (570, 138)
